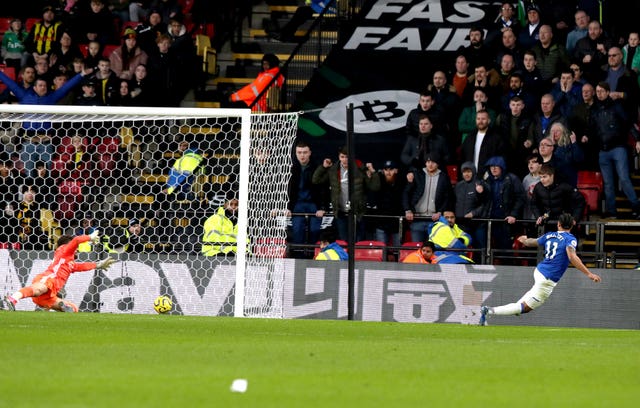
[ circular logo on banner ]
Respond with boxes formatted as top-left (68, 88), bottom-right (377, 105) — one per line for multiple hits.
top-left (319, 90), bottom-right (419, 133)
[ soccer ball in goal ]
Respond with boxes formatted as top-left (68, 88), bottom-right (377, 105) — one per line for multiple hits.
top-left (0, 105), bottom-right (298, 317)
top-left (153, 295), bottom-right (173, 314)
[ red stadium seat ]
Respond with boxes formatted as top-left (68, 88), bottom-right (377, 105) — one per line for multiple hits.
top-left (398, 241), bottom-right (422, 262)
top-left (253, 237), bottom-right (287, 258)
top-left (446, 165), bottom-right (458, 185)
top-left (25, 18), bottom-right (39, 33)
top-left (577, 170), bottom-right (603, 193)
top-left (103, 44), bottom-right (119, 58)
top-left (0, 65), bottom-right (16, 93)
top-left (354, 240), bottom-right (386, 261)
top-left (56, 180), bottom-right (84, 220)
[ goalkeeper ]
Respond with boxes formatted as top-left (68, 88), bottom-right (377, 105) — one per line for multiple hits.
top-left (3, 231), bottom-right (115, 312)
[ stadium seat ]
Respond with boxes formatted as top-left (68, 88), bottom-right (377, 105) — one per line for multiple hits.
top-left (103, 44), bottom-right (119, 58)
top-left (354, 240), bottom-right (386, 261)
top-left (25, 18), bottom-right (39, 33)
top-left (0, 65), bottom-right (16, 94)
top-left (577, 170), bottom-right (603, 193)
top-left (446, 165), bottom-right (458, 185)
top-left (577, 170), bottom-right (603, 216)
top-left (398, 241), bottom-right (422, 262)
top-left (253, 237), bottom-right (288, 258)
top-left (56, 180), bottom-right (84, 220)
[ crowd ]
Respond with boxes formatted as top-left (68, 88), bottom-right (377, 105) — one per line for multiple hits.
top-left (288, 1), bottom-right (640, 261)
top-left (1, 1), bottom-right (640, 263)
top-left (0, 1), bottom-right (204, 108)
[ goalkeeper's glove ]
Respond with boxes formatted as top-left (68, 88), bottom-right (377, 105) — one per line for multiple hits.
top-left (89, 229), bottom-right (101, 244)
top-left (96, 257), bottom-right (116, 270)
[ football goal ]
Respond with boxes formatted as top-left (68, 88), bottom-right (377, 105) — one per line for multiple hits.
top-left (0, 105), bottom-right (298, 317)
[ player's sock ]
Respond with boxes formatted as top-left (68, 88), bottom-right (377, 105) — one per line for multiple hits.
top-left (491, 302), bottom-right (523, 316)
top-left (17, 287), bottom-right (35, 299)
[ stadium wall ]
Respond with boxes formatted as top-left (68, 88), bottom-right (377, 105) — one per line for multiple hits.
top-left (2, 250), bottom-right (638, 329)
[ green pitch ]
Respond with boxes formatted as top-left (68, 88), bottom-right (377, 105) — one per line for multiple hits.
top-left (1, 313), bottom-right (638, 407)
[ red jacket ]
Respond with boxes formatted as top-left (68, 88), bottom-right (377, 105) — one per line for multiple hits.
top-left (231, 67), bottom-right (283, 112)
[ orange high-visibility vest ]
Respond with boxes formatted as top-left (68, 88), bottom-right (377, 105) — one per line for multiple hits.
top-left (231, 67), bottom-right (283, 112)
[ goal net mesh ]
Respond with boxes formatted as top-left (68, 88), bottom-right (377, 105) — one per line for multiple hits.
top-left (0, 106), bottom-right (298, 317)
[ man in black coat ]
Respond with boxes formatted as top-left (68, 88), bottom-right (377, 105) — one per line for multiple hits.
top-left (460, 110), bottom-right (505, 177)
top-left (532, 164), bottom-right (586, 228)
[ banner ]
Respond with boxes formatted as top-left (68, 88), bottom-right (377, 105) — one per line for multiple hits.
top-left (296, 0), bottom-right (499, 164)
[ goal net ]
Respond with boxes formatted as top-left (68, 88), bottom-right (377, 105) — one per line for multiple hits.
top-left (0, 105), bottom-right (298, 317)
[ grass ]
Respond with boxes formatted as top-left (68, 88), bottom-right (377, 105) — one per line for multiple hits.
top-left (1, 312), bottom-right (638, 407)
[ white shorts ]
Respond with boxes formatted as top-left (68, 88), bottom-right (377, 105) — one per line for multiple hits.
top-left (518, 268), bottom-right (557, 310)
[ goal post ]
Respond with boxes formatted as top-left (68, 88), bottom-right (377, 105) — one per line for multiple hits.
top-left (0, 105), bottom-right (298, 317)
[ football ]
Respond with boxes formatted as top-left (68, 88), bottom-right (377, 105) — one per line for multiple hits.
top-left (153, 295), bottom-right (173, 314)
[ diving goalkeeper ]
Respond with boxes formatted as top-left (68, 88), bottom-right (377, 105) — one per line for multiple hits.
top-left (3, 232), bottom-right (115, 312)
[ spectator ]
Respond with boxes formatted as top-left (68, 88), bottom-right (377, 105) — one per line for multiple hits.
top-left (601, 46), bottom-right (639, 120)
top-left (462, 63), bottom-right (501, 108)
top-left (110, 28), bottom-right (148, 80)
top-left (457, 26), bottom-right (491, 72)
top-left (108, 0), bottom-right (132, 23)
top-left (494, 28), bottom-right (523, 72)
top-left (569, 62), bottom-right (587, 85)
top-left (53, 70), bottom-right (78, 106)
top-left (549, 122), bottom-right (584, 187)
top-left (287, 141), bottom-right (328, 258)
top-left (29, 161), bottom-right (56, 211)
top-left (458, 88), bottom-right (497, 144)
top-left (494, 96), bottom-right (532, 178)
top-left (573, 20), bottom-right (612, 84)
top-left (454, 161), bottom-right (490, 251)
top-left (161, 140), bottom-right (204, 201)
top-left (16, 186), bottom-right (49, 250)
top-left (34, 56), bottom-right (53, 85)
top-left (550, 68), bottom-right (583, 118)
top-left (50, 29), bottom-right (83, 75)
top-left (521, 50), bottom-right (544, 100)
top-left (312, 145), bottom-right (380, 242)
top-left (531, 164), bottom-right (586, 228)
top-left (401, 114), bottom-right (450, 170)
top-left (483, 155), bottom-right (526, 253)
top-left (522, 153), bottom-right (543, 221)
top-left (114, 78), bottom-right (134, 106)
top-left (93, 57), bottom-right (120, 105)
top-left (589, 82), bottom-right (640, 219)
top-left (128, 63), bottom-right (151, 106)
top-left (75, 215), bottom-right (97, 252)
top-left (427, 70), bottom-right (461, 138)
top-left (136, 8), bottom-right (166, 54)
top-left (369, 159), bottom-right (405, 248)
top-left (84, 41), bottom-right (104, 71)
top-left (129, 1), bottom-right (152, 23)
top-left (166, 18), bottom-right (195, 105)
top-left (146, 34), bottom-right (179, 106)
top-left (75, 77), bottom-right (102, 105)
top-left (201, 195), bottom-right (240, 256)
top-left (569, 82), bottom-right (597, 161)
top-left (496, 53), bottom-right (517, 94)
top-left (486, 2), bottom-right (521, 48)
top-left (518, 3), bottom-right (542, 50)
top-left (1, 18), bottom-right (29, 71)
top-left (25, 5), bottom-right (64, 62)
top-left (566, 9), bottom-right (590, 55)
top-left (0, 160), bottom-right (24, 206)
top-left (527, 94), bottom-right (565, 149)
top-left (402, 240), bottom-right (437, 264)
top-left (314, 228), bottom-right (348, 261)
top-left (102, 217), bottom-right (144, 253)
top-left (460, 110), bottom-right (505, 176)
top-left (80, 0), bottom-right (117, 46)
top-left (451, 54), bottom-right (470, 99)
top-left (500, 72), bottom-right (537, 115)
top-left (402, 154), bottom-right (453, 243)
top-left (0, 68), bottom-right (87, 177)
top-left (531, 25), bottom-right (571, 86)
top-left (622, 32), bottom-right (640, 74)
top-left (428, 211), bottom-right (474, 264)
top-left (404, 90), bottom-right (446, 141)
top-left (229, 53), bottom-right (283, 112)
